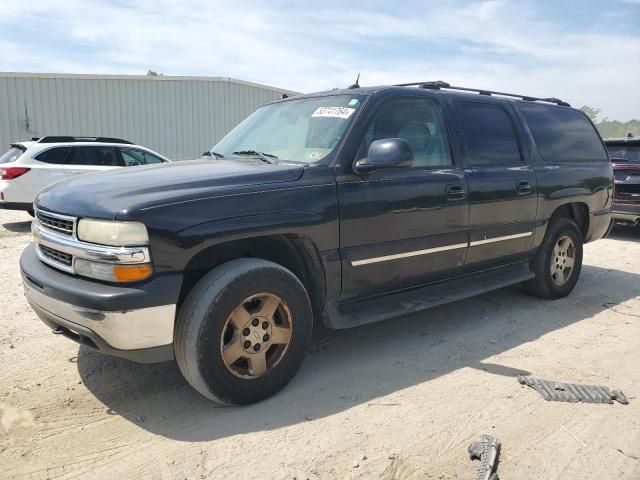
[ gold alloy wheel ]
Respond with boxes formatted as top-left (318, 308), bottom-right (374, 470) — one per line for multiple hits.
top-left (220, 293), bottom-right (293, 379)
top-left (550, 235), bottom-right (575, 286)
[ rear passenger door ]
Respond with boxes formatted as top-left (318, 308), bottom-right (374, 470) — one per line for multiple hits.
top-left (64, 146), bottom-right (124, 177)
top-left (454, 101), bottom-right (537, 267)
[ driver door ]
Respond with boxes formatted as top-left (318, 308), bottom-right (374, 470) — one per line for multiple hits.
top-left (336, 96), bottom-right (469, 300)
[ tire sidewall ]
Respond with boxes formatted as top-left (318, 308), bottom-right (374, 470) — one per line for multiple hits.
top-left (539, 219), bottom-right (583, 298)
top-left (190, 263), bottom-right (312, 405)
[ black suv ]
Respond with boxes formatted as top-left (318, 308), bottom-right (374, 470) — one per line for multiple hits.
top-left (21, 81), bottom-right (613, 405)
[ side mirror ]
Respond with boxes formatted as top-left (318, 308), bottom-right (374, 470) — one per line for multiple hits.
top-left (354, 138), bottom-right (413, 174)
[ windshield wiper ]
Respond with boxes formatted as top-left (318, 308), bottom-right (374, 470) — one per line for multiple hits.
top-left (232, 150), bottom-right (278, 164)
top-left (208, 151), bottom-right (224, 158)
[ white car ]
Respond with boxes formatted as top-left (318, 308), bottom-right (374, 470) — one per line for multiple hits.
top-left (0, 136), bottom-right (171, 214)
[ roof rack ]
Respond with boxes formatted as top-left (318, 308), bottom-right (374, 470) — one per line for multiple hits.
top-left (394, 81), bottom-right (571, 107)
top-left (37, 136), bottom-right (133, 144)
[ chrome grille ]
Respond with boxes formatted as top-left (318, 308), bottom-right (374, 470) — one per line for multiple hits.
top-left (39, 244), bottom-right (72, 266)
top-left (36, 210), bottom-right (75, 236)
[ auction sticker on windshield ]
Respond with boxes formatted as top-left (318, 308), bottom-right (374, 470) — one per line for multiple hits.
top-left (312, 107), bottom-right (356, 119)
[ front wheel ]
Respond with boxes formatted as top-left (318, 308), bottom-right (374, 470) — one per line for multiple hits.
top-left (526, 217), bottom-right (583, 299)
top-left (174, 258), bottom-right (313, 405)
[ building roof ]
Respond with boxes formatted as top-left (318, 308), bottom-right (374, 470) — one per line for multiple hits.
top-left (0, 72), bottom-right (299, 96)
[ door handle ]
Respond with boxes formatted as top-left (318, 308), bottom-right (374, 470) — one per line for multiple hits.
top-left (517, 180), bottom-right (532, 195)
top-left (446, 184), bottom-right (466, 200)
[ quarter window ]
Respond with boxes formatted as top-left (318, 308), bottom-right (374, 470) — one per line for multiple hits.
top-left (520, 103), bottom-right (608, 162)
top-left (35, 147), bottom-right (71, 164)
top-left (456, 102), bottom-right (522, 166)
top-left (358, 97), bottom-right (452, 168)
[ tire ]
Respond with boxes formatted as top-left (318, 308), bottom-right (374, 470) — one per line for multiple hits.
top-left (174, 258), bottom-right (313, 405)
top-left (526, 217), bottom-right (583, 299)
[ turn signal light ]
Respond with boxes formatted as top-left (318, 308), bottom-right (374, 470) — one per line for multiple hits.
top-left (113, 264), bottom-right (153, 282)
top-left (1, 167), bottom-right (30, 180)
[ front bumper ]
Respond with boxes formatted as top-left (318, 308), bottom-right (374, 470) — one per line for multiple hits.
top-left (21, 244), bottom-right (180, 363)
top-left (612, 202), bottom-right (640, 224)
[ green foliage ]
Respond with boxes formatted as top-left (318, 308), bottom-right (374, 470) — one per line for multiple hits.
top-left (580, 105), bottom-right (639, 140)
top-left (579, 105), bottom-right (602, 123)
top-left (596, 119), bottom-right (640, 140)
top-left (146, 70), bottom-right (164, 76)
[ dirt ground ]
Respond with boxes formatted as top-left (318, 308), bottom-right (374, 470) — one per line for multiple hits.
top-left (1, 209), bottom-right (639, 480)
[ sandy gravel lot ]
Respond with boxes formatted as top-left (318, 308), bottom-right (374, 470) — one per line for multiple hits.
top-left (1, 209), bottom-right (639, 479)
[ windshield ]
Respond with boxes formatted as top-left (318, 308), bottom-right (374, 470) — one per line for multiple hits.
top-left (212, 95), bottom-right (366, 164)
top-left (607, 145), bottom-right (640, 163)
top-left (0, 146), bottom-right (24, 164)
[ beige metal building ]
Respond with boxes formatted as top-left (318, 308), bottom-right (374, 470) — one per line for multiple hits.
top-left (0, 72), bottom-right (297, 159)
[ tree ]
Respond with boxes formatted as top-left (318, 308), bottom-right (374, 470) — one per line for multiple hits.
top-left (580, 105), bottom-right (602, 123)
top-left (146, 70), bottom-right (164, 76)
top-left (596, 119), bottom-right (640, 139)
top-left (579, 105), bottom-right (639, 139)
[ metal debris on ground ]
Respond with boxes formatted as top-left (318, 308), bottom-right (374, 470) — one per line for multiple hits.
top-left (468, 435), bottom-right (500, 480)
top-left (518, 376), bottom-right (628, 405)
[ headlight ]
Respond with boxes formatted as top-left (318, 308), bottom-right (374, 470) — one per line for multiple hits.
top-left (77, 219), bottom-right (149, 246)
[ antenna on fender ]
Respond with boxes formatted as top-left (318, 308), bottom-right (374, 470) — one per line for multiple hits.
top-left (348, 73), bottom-right (360, 89)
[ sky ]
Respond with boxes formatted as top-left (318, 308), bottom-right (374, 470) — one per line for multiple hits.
top-left (1, 0), bottom-right (639, 121)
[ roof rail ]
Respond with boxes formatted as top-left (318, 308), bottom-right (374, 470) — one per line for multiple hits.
top-left (394, 81), bottom-right (571, 107)
top-left (37, 136), bottom-right (133, 144)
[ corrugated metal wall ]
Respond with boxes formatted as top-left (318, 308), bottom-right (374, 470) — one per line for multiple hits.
top-left (0, 73), bottom-right (297, 159)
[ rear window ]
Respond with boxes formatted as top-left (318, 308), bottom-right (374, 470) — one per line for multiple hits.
top-left (606, 145), bottom-right (640, 163)
top-left (520, 104), bottom-right (607, 162)
top-left (0, 146), bottom-right (24, 164)
top-left (36, 147), bottom-right (72, 164)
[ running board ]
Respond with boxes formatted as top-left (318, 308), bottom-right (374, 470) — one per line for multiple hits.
top-left (325, 262), bottom-right (534, 329)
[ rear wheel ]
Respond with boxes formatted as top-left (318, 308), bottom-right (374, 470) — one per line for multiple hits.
top-left (526, 217), bottom-right (583, 299)
top-left (174, 258), bottom-right (313, 405)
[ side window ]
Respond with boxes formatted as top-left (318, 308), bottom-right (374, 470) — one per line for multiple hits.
top-left (119, 148), bottom-right (165, 166)
top-left (69, 147), bottom-right (123, 166)
top-left (456, 102), bottom-right (522, 166)
top-left (519, 103), bottom-right (608, 162)
top-left (358, 97), bottom-right (452, 168)
top-left (35, 147), bottom-right (72, 164)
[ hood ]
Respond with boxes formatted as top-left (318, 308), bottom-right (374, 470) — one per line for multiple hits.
top-left (36, 159), bottom-right (305, 219)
